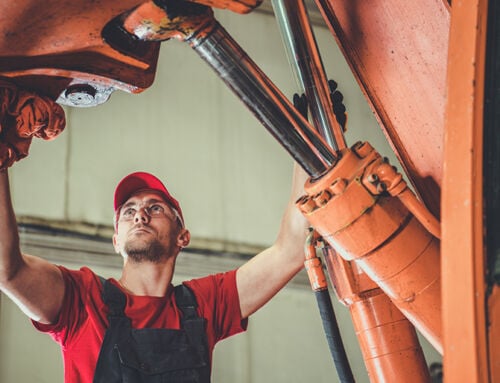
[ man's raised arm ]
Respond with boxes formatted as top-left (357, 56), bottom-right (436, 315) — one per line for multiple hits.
top-left (0, 82), bottom-right (67, 324)
top-left (236, 164), bottom-right (310, 319)
top-left (0, 169), bottom-right (65, 324)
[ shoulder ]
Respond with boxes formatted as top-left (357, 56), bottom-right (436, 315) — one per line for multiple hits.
top-left (183, 269), bottom-right (238, 295)
top-left (57, 265), bottom-right (101, 286)
top-left (56, 265), bottom-right (104, 302)
top-left (32, 266), bottom-right (105, 344)
top-left (181, 269), bottom-right (239, 311)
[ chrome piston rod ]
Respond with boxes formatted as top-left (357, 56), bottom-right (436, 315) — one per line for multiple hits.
top-left (186, 23), bottom-right (337, 178)
top-left (271, 0), bottom-right (347, 150)
top-left (122, 1), bottom-right (336, 178)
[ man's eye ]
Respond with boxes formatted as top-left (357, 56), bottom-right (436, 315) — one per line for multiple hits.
top-left (150, 205), bottom-right (164, 214)
top-left (123, 208), bottom-right (135, 217)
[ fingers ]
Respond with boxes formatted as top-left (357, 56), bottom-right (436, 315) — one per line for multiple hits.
top-left (0, 80), bottom-right (66, 169)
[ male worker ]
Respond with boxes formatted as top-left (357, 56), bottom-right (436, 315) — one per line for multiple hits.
top-left (0, 90), bottom-right (310, 382)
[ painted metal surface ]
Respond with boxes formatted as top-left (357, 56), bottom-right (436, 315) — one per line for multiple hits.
top-left (0, 0), bottom-right (262, 105)
top-left (441, 0), bottom-right (491, 381)
top-left (314, 0), bottom-right (450, 217)
top-left (0, 0), bottom-right (161, 105)
top-left (324, 249), bottom-right (431, 383)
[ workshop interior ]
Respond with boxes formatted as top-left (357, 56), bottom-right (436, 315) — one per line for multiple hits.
top-left (0, 0), bottom-right (498, 382)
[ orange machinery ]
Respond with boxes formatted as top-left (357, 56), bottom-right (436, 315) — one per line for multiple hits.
top-left (0, 1), bottom-right (498, 382)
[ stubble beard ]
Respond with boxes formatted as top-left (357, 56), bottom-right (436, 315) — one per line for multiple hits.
top-left (123, 237), bottom-right (168, 264)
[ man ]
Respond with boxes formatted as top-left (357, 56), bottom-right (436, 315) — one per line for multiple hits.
top-left (0, 161), bottom-right (309, 382)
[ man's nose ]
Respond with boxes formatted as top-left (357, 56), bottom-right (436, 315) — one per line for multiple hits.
top-left (134, 208), bottom-right (150, 224)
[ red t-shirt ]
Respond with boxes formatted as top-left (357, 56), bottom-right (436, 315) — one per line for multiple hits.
top-left (33, 266), bottom-right (247, 383)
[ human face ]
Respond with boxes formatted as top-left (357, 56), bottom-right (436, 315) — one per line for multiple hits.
top-left (113, 190), bottom-right (189, 263)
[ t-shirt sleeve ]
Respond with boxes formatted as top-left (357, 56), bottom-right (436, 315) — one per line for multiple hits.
top-left (183, 269), bottom-right (247, 345)
top-left (32, 266), bottom-right (95, 347)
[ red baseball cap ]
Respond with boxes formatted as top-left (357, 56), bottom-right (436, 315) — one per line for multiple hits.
top-left (113, 172), bottom-right (184, 225)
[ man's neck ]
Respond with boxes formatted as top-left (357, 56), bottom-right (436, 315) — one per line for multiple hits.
top-left (119, 258), bottom-right (175, 297)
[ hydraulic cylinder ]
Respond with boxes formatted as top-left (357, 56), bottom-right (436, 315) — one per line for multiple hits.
top-left (297, 141), bottom-right (442, 353)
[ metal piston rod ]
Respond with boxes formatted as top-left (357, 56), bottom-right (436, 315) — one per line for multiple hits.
top-left (271, 0), bottom-right (347, 151)
top-left (122, 0), bottom-right (337, 179)
top-left (189, 24), bottom-right (337, 178)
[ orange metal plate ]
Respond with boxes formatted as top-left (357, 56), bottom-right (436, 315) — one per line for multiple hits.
top-left (315, 0), bottom-right (450, 217)
top-left (442, 0), bottom-right (490, 381)
top-left (0, 0), bottom-right (160, 101)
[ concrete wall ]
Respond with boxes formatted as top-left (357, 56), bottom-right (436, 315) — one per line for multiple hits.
top-left (0, 6), bottom-right (441, 383)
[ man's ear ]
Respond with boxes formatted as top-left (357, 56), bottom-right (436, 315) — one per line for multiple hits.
top-left (177, 229), bottom-right (191, 248)
top-left (112, 233), bottom-right (121, 254)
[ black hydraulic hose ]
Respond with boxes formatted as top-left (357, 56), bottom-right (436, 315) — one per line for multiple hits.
top-left (304, 232), bottom-right (355, 383)
top-left (314, 289), bottom-right (355, 383)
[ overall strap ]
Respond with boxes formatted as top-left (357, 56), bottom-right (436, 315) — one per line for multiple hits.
top-left (175, 284), bottom-right (199, 319)
top-left (93, 276), bottom-right (130, 383)
top-left (99, 276), bottom-right (127, 319)
top-left (174, 284), bottom-right (207, 348)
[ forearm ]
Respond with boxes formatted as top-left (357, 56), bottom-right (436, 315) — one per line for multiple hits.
top-left (0, 168), bottom-right (23, 283)
top-left (274, 162), bottom-right (310, 264)
top-left (237, 163), bottom-right (310, 318)
top-left (0, 169), bottom-right (64, 323)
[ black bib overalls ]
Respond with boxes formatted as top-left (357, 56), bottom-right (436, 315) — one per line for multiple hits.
top-left (93, 279), bottom-right (211, 383)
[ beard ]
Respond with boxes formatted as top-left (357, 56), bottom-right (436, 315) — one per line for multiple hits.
top-left (123, 237), bottom-right (168, 264)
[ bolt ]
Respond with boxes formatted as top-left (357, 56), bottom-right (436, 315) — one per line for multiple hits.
top-left (297, 196), bottom-right (317, 214)
top-left (330, 178), bottom-right (347, 195)
top-left (353, 141), bottom-right (373, 158)
top-left (313, 190), bottom-right (332, 206)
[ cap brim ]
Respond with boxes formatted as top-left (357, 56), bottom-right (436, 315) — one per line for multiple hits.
top-left (113, 172), bottom-right (183, 224)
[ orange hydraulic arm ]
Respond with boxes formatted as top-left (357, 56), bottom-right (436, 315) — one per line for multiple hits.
top-left (296, 141), bottom-right (442, 354)
top-left (305, 230), bottom-right (431, 383)
top-left (0, 0), bottom-right (160, 106)
top-left (2, 1), bottom-right (443, 381)
top-left (323, 246), bottom-right (432, 383)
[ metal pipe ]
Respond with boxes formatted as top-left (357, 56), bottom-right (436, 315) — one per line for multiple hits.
top-left (271, 0), bottom-right (347, 150)
top-left (187, 22), bottom-right (337, 178)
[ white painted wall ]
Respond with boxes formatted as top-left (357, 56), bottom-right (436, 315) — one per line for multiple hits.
top-left (0, 6), bottom-right (440, 383)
